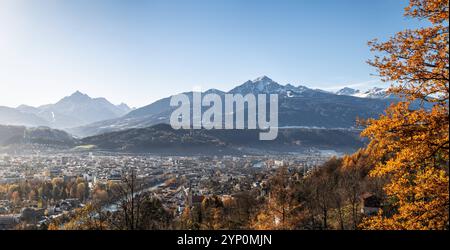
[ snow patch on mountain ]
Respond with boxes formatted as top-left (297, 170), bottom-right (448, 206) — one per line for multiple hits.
top-left (336, 87), bottom-right (360, 96)
top-left (228, 76), bottom-right (312, 96)
top-left (336, 87), bottom-right (392, 99)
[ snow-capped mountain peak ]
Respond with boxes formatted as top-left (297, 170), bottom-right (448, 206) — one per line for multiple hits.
top-left (336, 86), bottom-right (393, 99)
top-left (69, 76), bottom-right (399, 137)
top-left (252, 75), bottom-right (273, 82)
top-left (354, 87), bottom-right (391, 98)
top-left (336, 87), bottom-right (360, 96)
top-left (296, 85), bottom-right (310, 92)
top-left (63, 90), bottom-right (91, 103)
top-left (228, 76), bottom-right (311, 96)
top-left (229, 76), bottom-right (282, 94)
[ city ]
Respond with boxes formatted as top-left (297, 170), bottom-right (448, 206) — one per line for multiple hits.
top-left (0, 149), bottom-right (333, 230)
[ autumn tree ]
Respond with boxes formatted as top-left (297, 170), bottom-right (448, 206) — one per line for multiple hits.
top-left (11, 191), bottom-right (21, 204)
top-left (200, 195), bottom-right (225, 229)
top-left (108, 169), bottom-right (144, 230)
top-left (106, 170), bottom-right (173, 230)
top-left (252, 167), bottom-right (303, 229)
top-left (62, 204), bottom-right (110, 230)
top-left (76, 182), bottom-right (87, 201)
top-left (361, 0), bottom-right (449, 229)
top-left (93, 189), bottom-right (109, 203)
top-left (28, 189), bottom-right (38, 201)
top-left (138, 195), bottom-right (173, 229)
top-left (227, 191), bottom-right (259, 229)
top-left (340, 150), bottom-right (372, 229)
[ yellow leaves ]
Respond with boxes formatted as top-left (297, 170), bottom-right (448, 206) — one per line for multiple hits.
top-left (60, 204), bottom-right (111, 230)
top-left (368, 23), bottom-right (449, 103)
top-left (361, 0), bottom-right (449, 230)
top-left (405, 0), bottom-right (449, 23)
top-left (47, 223), bottom-right (60, 230)
top-left (252, 212), bottom-right (275, 230)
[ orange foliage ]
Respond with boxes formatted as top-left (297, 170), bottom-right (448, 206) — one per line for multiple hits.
top-left (361, 0), bottom-right (449, 230)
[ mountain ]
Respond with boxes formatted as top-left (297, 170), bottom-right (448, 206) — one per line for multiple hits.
top-left (336, 87), bottom-right (360, 96)
top-left (80, 124), bottom-right (364, 155)
top-left (117, 103), bottom-right (133, 113)
top-left (0, 125), bottom-right (77, 147)
top-left (38, 91), bottom-right (131, 126)
top-left (70, 76), bottom-right (399, 137)
top-left (228, 76), bottom-right (301, 95)
top-left (354, 87), bottom-right (394, 99)
top-left (0, 106), bottom-right (50, 127)
top-left (228, 76), bottom-right (322, 97)
top-left (11, 91), bottom-right (132, 129)
top-left (336, 87), bottom-right (394, 99)
top-left (16, 104), bottom-right (41, 114)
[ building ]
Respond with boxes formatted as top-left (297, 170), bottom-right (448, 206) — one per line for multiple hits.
top-left (0, 215), bottom-right (20, 230)
top-left (360, 193), bottom-right (381, 215)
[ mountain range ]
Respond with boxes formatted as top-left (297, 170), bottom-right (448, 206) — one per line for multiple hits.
top-left (80, 123), bottom-right (364, 155)
top-left (68, 76), bottom-right (398, 137)
top-left (335, 86), bottom-right (394, 98)
top-left (0, 76), bottom-right (401, 154)
top-left (0, 76), bottom-right (398, 139)
top-left (0, 106), bottom-right (50, 127)
top-left (0, 91), bottom-right (132, 129)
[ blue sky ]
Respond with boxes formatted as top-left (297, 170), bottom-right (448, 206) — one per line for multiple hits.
top-left (0, 0), bottom-right (424, 108)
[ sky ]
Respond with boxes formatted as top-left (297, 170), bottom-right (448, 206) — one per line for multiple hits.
top-left (0, 0), bottom-right (425, 108)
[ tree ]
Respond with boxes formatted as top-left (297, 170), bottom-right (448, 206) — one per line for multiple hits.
top-left (227, 191), bottom-right (259, 229)
top-left (93, 189), bottom-right (109, 203)
top-left (136, 194), bottom-right (173, 230)
top-left (361, 0), bottom-right (449, 230)
top-left (76, 182), bottom-right (87, 201)
top-left (201, 195), bottom-right (224, 229)
top-left (107, 170), bottom-right (172, 230)
top-left (340, 150), bottom-right (375, 229)
top-left (55, 204), bottom-right (110, 230)
top-left (69, 183), bottom-right (78, 199)
top-left (109, 170), bottom-right (143, 230)
top-left (179, 206), bottom-right (195, 229)
top-left (28, 189), bottom-right (38, 201)
top-left (11, 191), bottom-right (21, 204)
top-left (252, 167), bottom-right (303, 229)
